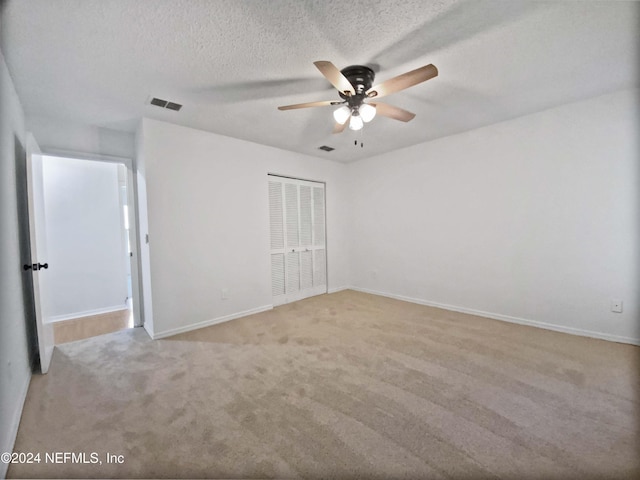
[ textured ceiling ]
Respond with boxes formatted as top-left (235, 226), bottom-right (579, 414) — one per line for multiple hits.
top-left (1, 0), bottom-right (638, 162)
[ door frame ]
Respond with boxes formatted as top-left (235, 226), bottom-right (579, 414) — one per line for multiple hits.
top-left (35, 149), bottom-right (144, 329)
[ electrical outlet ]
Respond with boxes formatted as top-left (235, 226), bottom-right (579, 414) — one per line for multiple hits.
top-left (611, 299), bottom-right (623, 313)
top-left (221, 288), bottom-right (229, 300)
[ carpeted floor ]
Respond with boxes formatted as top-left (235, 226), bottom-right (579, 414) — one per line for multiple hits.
top-left (8, 290), bottom-right (640, 479)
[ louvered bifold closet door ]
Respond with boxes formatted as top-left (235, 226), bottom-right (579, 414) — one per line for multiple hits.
top-left (285, 183), bottom-right (299, 248)
top-left (313, 186), bottom-right (326, 288)
top-left (268, 175), bottom-right (327, 306)
top-left (299, 185), bottom-right (314, 290)
top-left (284, 183), bottom-right (300, 294)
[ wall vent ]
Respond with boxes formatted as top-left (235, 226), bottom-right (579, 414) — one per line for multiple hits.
top-left (318, 145), bottom-right (335, 152)
top-left (149, 97), bottom-right (182, 111)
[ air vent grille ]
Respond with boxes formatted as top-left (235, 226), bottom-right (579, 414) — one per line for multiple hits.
top-left (318, 145), bottom-right (334, 152)
top-left (165, 102), bottom-right (182, 111)
top-left (150, 97), bottom-right (168, 107)
top-left (149, 97), bottom-right (182, 111)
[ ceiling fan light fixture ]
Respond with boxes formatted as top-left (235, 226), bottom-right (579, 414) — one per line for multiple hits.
top-left (333, 105), bottom-right (351, 125)
top-left (359, 103), bottom-right (376, 123)
top-left (278, 60), bottom-right (437, 134)
top-left (349, 113), bottom-right (364, 131)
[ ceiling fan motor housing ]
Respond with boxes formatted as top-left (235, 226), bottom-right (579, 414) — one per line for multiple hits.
top-left (339, 65), bottom-right (375, 104)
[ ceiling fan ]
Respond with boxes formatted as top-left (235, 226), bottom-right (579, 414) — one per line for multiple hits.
top-left (278, 61), bottom-right (438, 133)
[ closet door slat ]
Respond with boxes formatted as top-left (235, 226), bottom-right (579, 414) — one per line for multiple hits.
top-left (285, 183), bottom-right (299, 247)
top-left (268, 181), bottom-right (284, 249)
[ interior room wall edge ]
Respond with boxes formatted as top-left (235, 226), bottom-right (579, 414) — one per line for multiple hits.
top-left (0, 372), bottom-right (29, 480)
top-left (0, 48), bottom-right (31, 480)
top-left (350, 286), bottom-right (640, 346)
top-left (346, 87), bottom-right (639, 344)
top-left (139, 117), bottom-right (350, 336)
top-left (151, 304), bottom-right (273, 340)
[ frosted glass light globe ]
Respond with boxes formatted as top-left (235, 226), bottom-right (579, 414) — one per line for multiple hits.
top-left (333, 106), bottom-right (351, 125)
top-left (349, 114), bottom-right (364, 131)
top-left (359, 103), bottom-right (376, 123)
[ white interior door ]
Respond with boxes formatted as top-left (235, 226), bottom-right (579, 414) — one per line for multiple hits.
top-left (25, 134), bottom-right (54, 373)
top-left (269, 176), bottom-right (327, 306)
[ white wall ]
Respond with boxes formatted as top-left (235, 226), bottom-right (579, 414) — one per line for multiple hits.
top-left (348, 88), bottom-right (639, 344)
top-left (134, 122), bottom-right (155, 337)
top-left (139, 118), bottom-right (349, 338)
top-left (0, 49), bottom-right (31, 479)
top-left (42, 156), bottom-right (128, 319)
top-left (28, 115), bottom-right (135, 160)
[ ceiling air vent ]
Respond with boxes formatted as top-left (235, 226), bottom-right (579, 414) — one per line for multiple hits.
top-left (318, 145), bottom-right (335, 152)
top-left (165, 102), bottom-right (182, 111)
top-left (150, 97), bottom-right (168, 108)
top-left (149, 97), bottom-right (182, 111)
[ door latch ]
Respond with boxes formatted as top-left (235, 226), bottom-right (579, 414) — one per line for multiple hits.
top-left (23, 262), bottom-right (48, 271)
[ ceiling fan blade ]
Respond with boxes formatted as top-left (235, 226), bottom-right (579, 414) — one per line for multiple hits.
top-left (370, 102), bottom-right (416, 122)
top-left (367, 64), bottom-right (438, 98)
top-left (278, 100), bottom-right (336, 110)
top-left (332, 119), bottom-right (349, 134)
top-left (314, 61), bottom-right (355, 96)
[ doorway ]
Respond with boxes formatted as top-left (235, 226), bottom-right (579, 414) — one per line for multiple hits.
top-left (40, 155), bottom-right (136, 344)
top-left (268, 174), bottom-right (327, 306)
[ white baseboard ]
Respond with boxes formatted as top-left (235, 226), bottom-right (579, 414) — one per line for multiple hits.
top-left (350, 286), bottom-right (640, 346)
top-left (143, 321), bottom-right (155, 339)
top-left (152, 305), bottom-right (273, 340)
top-left (328, 286), bottom-right (350, 294)
top-left (1, 371), bottom-right (31, 479)
top-left (274, 285), bottom-right (328, 307)
top-left (48, 305), bottom-right (129, 323)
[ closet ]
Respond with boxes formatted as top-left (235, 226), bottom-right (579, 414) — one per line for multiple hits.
top-left (268, 175), bottom-right (327, 306)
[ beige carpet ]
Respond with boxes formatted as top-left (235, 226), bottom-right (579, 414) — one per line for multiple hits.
top-left (9, 290), bottom-right (640, 479)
